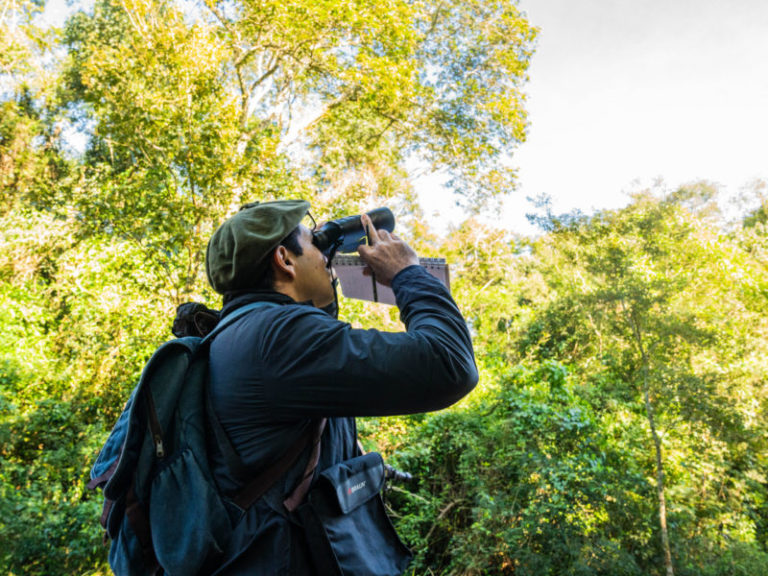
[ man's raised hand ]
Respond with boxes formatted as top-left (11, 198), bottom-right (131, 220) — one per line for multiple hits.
top-left (357, 214), bottom-right (419, 287)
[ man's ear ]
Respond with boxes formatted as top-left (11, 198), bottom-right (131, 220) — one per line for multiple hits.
top-left (272, 245), bottom-right (297, 280)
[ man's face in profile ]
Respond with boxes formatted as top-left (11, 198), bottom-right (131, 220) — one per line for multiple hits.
top-left (289, 225), bottom-right (335, 309)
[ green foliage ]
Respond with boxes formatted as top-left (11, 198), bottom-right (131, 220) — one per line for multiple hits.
top-left (3, 1), bottom-right (768, 575)
top-left (1, 1), bottom-right (538, 573)
top-left (0, 376), bottom-right (106, 574)
top-left (0, 205), bottom-right (166, 575)
top-left (386, 361), bottom-right (651, 576)
top-left (370, 187), bottom-right (768, 575)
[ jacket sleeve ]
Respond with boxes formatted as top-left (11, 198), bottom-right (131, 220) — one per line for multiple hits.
top-left (248, 265), bottom-right (478, 419)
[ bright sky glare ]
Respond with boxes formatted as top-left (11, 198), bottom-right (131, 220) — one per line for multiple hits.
top-left (420, 0), bottom-right (768, 234)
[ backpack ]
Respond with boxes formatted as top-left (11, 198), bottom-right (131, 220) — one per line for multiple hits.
top-left (87, 301), bottom-right (283, 576)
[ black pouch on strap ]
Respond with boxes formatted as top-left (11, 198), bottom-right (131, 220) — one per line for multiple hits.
top-left (297, 452), bottom-right (412, 576)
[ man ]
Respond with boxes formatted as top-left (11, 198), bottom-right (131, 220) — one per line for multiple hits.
top-left (205, 199), bottom-right (478, 574)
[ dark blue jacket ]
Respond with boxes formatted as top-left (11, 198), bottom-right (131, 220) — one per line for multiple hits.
top-left (208, 265), bottom-right (478, 574)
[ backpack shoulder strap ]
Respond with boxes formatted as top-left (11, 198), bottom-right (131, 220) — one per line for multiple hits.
top-left (234, 418), bottom-right (327, 511)
top-left (204, 300), bottom-right (279, 481)
top-left (205, 300), bottom-right (323, 509)
top-left (203, 301), bottom-right (279, 343)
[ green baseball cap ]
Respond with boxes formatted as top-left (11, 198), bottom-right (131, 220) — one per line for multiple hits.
top-left (205, 199), bottom-right (310, 294)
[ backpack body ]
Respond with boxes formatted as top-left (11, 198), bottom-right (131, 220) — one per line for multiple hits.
top-left (89, 303), bottom-right (275, 576)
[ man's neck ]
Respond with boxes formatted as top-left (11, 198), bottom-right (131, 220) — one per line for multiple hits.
top-left (272, 281), bottom-right (301, 305)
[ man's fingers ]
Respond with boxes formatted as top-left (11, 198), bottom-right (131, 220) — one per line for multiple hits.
top-left (377, 229), bottom-right (392, 242)
top-left (356, 218), bottom-right (419, 286)
top-left (362, 214), bottom-right (380, 245)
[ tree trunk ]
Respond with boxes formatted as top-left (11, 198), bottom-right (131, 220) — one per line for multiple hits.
top-left (643, 369), bottom-right (674, 576)
top-left (632, 318), bottom-right (675, 576)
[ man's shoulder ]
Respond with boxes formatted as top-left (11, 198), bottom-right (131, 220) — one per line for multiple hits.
top-left (232, 301), bottom-right (342, 342)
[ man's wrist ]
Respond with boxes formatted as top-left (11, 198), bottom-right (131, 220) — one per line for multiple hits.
top-left (391, 264), bottom-right (422, 290)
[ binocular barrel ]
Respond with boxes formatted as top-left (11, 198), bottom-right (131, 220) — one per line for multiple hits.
top-left (312, 207), bottom-right (395, 255)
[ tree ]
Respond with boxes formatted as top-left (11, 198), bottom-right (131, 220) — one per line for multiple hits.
top-left (1, 1), bottom-right (539, 573)
top-left (58, 0), bottom-right (537, 304)
top-left (387, 360), bottom-right (651, 576)
top-left (519, 186), bottom-right (768, 575)
top-left (1, 0), bottom-right (69, 215)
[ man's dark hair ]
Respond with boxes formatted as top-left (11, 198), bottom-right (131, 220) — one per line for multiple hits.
top-left (251, 226), bottom-right (304, 291)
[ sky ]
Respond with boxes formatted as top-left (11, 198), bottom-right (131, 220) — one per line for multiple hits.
top-left (420, 0), bottom-right (768, 235)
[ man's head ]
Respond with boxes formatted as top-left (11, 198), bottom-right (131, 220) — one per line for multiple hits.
top-left (206, 199), bottom-right (335, 308)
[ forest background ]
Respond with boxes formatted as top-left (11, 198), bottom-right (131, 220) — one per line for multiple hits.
top-left (2, 0), bottom-right (768, 575)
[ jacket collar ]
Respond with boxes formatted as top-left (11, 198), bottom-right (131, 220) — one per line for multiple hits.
top-left (220, 290), bottom-right (301, 319)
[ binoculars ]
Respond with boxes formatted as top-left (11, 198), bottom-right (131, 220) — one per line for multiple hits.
top-left (312, 207), bottom-right (395, 256)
